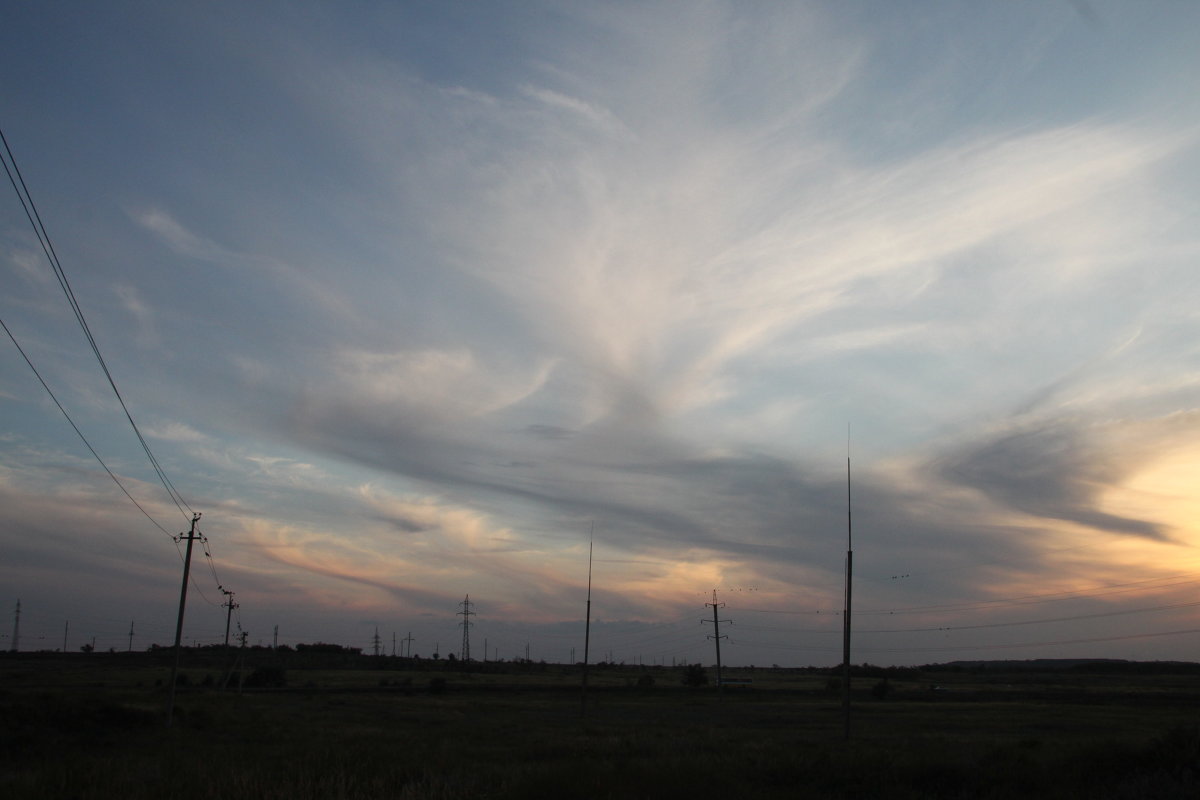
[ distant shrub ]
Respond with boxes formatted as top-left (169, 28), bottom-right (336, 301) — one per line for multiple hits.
top-left (429, 677), bottom-right (447, 695)
top-left (871, 678), bottom-right (891, 700)
top-left (296, 642), bottom-right (362, 655)
top-left (681, 664), bottom-right (708, 687)
top-left (636, 674), bottom-right (656, 688)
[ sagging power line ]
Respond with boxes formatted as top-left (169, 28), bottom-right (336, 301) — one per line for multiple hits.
top-left (0, 126), bottom-right (191, 523)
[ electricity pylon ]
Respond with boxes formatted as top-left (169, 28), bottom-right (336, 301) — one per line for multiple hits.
top-left (457, 595), bottom-right (474, 661)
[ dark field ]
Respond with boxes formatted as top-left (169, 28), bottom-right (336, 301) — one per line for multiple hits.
top-left (3, 651), bottom-right (1200, 798)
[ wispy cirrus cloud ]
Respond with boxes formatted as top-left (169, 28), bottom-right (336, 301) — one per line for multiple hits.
top-left (4, 1), bottom-right (1200, 663)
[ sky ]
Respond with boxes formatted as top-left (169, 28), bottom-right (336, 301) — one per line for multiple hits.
top-left (2, 1), bottom-right (1199, 668)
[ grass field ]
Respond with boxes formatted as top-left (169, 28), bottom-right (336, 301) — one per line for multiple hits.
top-left (3, 651), bottom-right (1199, 798)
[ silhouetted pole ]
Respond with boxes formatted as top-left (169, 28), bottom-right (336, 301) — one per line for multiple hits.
top-left (222, 589), bottom-right (236, 647)
top-left (457, 596), bottom-right (474, 661)
top-left (580, 524), bottom-right (594, 717)
top-left (167, 512), bottom-right (201, 727)
top-left (10, 599), bottom-right (19, 652)
top-left (62, 620), bottom-right (68, 653)
top-left (843, 451), bottom-right (854, 740)
top-left (705, 590), bottom-right (729, 692)
top-left (128, 620), bottom-right (134, 652)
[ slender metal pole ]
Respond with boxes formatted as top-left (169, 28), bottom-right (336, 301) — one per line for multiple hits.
top-left (581, 522), bottom-right (594, 717)
top-left (843, 449), bottom-right (853, 740)
top-left (166, 512), bottom-right (201, 727)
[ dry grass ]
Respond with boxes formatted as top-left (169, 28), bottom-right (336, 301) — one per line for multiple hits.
top-left (2, 655), bottom-right (1200, 798)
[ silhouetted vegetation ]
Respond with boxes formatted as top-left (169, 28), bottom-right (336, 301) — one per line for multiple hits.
top-left (4, 652), bottom-right (1200, 798)
top-left (680, 663), bottom-right (708, 687)
top-left (294, 642), bottom-right (362, 655)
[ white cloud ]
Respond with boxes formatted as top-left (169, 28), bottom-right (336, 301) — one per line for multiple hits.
top-left (144, 421), bottom-right (208, 443)
top-left (5, 1), bottom-right (1200, 663)
top-left (326, 348), bottom-right (555, 420)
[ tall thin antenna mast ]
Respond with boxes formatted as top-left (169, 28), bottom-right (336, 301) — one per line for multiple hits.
top-left (842, 429), bottom-right (854, 740)
top-left (581, 521), bottom-right (594, 717)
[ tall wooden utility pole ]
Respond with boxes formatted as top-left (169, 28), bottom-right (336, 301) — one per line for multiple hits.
top-left (704, 590), bottom-right (730, 692)
top-left (222, 589), bottom-right (237, 647)
top-left (167, 512), bottom-right (201, 727)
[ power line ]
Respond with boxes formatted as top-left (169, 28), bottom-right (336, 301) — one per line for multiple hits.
top-left (0, 315), bottom-right (175, 540)
top-left (853, 573), bottom-right (1200, 616)
top-left (0, 125), bottom-right (235, 614)
top-left (731, 572), bottom-right (1200, 620)
top-left (728, 625), bottom-right (1200, 657)
top-left (858, 599), bottom-right (1200, 635)
top-left (856, 627), bottom-right (1200, 655)
top-left (731, 598), bottom-right (1200, 636)
top-left (0, 124), bottom-right (191, 521)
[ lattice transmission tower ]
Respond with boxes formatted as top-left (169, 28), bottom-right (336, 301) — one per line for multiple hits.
top-left (457, 595), bottom-right (475, 661)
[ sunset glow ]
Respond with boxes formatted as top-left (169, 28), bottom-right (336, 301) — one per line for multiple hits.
top-left (2, 2), bottom-right (1199, 666)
